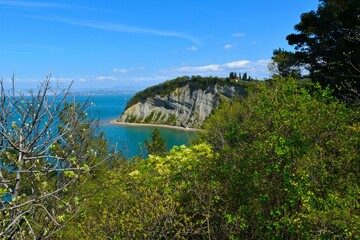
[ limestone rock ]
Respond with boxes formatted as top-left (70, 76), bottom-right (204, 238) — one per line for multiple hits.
top-left (117, 83), bottom-right (245, 128)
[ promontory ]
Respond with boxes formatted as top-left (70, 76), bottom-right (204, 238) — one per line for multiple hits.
top-left (116, 76), bottom-right (248, 128)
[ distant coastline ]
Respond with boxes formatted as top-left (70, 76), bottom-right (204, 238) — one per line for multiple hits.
top-left (110, 120), bottom-right (199, 132)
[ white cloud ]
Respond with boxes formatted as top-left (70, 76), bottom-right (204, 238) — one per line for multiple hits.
top-left (131, 76), bottom-right (168, 82)
top-left (224, 44), bottom-right (232, 49)
top-left (39, 17), bottom-right (200, 44)
top-left (232, 32), bottom-right (245, 37)
top-left (0, 0), bottom-right (66, 8)
top-left (174, 64), bottom-right (221, 73)
top-left (96, 76), bottom-right (117, 81)
top-left (224, 60), bottom-right (250, 68)
top-left (9, 5), bottom-right (201, 43)
top-left (186, 46), bottom-right (198, 51)
top-left (257, 59), bottom-right (271, 64)
top-left (51, 77), bottom-right (74, 82)
top-left (113, 68), bottom-right (132, 73)
top-left (113, 67), bottom-right (145, 73)
top-left (161, 59), bottom-right (271, 79)
top-left (13, 43), bottom-right (56, 50)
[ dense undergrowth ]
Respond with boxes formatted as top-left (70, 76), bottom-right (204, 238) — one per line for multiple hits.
top-left (59, 77), bottom-right (360, 239)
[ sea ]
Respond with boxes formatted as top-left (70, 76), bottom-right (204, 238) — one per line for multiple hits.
top-left (77, 93), bottom-right (196, 158)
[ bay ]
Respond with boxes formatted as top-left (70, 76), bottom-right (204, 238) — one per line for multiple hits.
top-left (77, 94), bottom-right (196, 158)
top-left (2, 93), bottom-right (194, 203)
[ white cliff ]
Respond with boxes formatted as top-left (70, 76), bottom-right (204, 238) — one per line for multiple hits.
top-left (117, 83), bottom-right (245, 128)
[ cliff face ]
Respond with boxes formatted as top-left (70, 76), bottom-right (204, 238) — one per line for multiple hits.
top-left (117, 83), bottom-right (245, 128)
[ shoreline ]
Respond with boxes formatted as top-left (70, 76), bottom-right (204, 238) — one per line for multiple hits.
top-left (110, 120), bottom-right (199, 132)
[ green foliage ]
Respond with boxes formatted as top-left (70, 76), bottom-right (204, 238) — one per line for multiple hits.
top-left (164, 113), bottom-right (177, 125)
top-left (199, 77), bottom-right (360, 238)
top-left (144, 128), bottom-right (167, 156)
top-left (270, 48), bottom-right (302, 78)
top-left (282, 0), bottom-right (360, 93)
top-left (125, 114), bottom-right (138, 123)
top-left (229, 72), bottom-right (237, 79)
top-left (241, 72), bottom-right (247, 81)
top-left (144, 110), bottom-right (156, 123)
top-left (59, 144), bottom-right (225, 239)
top-left (56, 76), bottom-right (360, 239)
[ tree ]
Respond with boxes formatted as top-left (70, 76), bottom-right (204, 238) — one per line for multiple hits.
top-left (229, 72), bottom-right (234, 79)
top-left (269, 48), bottom-right (302, 78)
top-left (145, 128), bottom-right (167, 156)
top-left (200, 77), bottom-right (360, 238)
top-left (284, 0), bottom-right (360, 92)
top-left (0, 77), bottom-right (111, 239)
top-left (242, 72), bottom-right (248, 81)
top-left (341, 26), bottom-right (360, 104)
top-left (229, 72), bottom-right (237, 80)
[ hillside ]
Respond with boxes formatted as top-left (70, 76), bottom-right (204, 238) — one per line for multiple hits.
top-left (117, 76), bottom-right (248, 128)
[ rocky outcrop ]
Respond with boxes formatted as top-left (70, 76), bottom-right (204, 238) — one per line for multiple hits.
top-left (117, 83), bottom-right (245, 128)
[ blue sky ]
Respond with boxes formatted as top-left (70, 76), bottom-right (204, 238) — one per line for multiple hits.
top-left (0, 0), bottom-right (319, 91)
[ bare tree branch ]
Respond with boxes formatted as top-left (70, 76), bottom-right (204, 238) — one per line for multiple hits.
top-left (0, 76), bottom-right (113, 239)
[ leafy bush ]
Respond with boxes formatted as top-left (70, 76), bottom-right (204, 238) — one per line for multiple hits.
top-left (199, 77), bottom-right (360, 238)
top-left (59, 144), bottom-right (223, 239)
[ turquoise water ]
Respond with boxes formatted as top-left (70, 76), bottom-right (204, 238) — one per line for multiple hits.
top-left (79, 94), bottom-right (196, 158)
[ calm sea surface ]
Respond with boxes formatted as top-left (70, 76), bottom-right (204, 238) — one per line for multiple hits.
top-left (77, 94), bottom-right (196, 158)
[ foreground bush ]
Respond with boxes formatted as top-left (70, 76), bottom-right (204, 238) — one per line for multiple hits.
top-left (60, 143), bottom-right (225, 239)
top-left (61, 77), bottom-right (359, 239)
top-left (200, 77), bottom-right (360, 238)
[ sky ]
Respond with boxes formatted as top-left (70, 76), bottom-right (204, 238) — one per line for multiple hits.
top-left (0, 0), bottom-right (319, 91)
